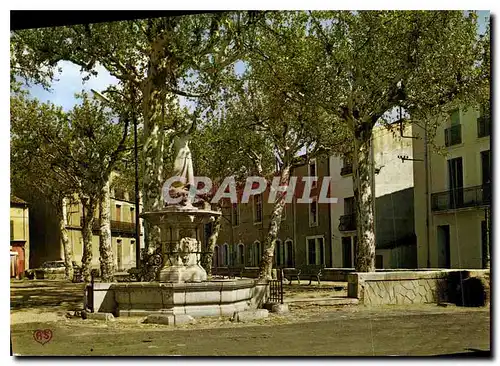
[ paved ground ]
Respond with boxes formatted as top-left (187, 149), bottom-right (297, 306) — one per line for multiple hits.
top-left (11, 279), bottom-right (491, 356)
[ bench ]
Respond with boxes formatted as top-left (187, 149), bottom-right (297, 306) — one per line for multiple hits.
top-left (228, 265), bottom-right (245, 279)
top-left (284, 265), bottom-right (325, 285)
top-left (283, 268), bottom-right (301, 284)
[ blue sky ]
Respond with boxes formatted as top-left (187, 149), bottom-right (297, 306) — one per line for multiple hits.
top-left (25, 11), bottom-right (489, 111)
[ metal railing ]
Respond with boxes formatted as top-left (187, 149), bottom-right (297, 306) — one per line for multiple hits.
top-left (269, 269), bottom-right (284, 304)
top-left (79, 217), bottom-right (136, 234)
top-left (110, 220), bottom-right (136, 234)
top-left (339, 214), bottom-right (356, 231)
top-left (445, 124), bottom-right (462, 147)
top-left (477, 116), bottom-right (491, 138)
top-left (431, 184), bottom-right (491, 211)
top-left (340, 165), bottom-right (353, 176)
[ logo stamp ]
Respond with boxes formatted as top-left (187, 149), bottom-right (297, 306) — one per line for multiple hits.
top-left (33, 329), bottom-right (52, 345)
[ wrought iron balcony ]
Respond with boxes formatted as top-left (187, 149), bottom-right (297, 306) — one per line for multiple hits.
top-left (79, 217), bottom-right (137, 234)
top-left (339, 214), bottom-right (356, 232)
top-left (340, 165), bottom-right (353, 176)
top-left (477, 116), bottom-right (491, 138)
top-left (445, 124), bottom-right (462, 147)
top-left (110, 220), bottom-right (136, 234)
top-left (431, 184), bottom-right (491, 212)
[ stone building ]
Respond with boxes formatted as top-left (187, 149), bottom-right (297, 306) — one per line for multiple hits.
top-left (65, 186), bottom-right (143, 271)
top-left (213, 156), bottom-right (332, 268)
top-left (413, 104), bottom-right (491, 269)
top-left (14, 173), bottom-right (143, 272)
top-left (10, 195), bottom-right (30, 278)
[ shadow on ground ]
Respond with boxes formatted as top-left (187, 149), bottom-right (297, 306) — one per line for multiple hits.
top-left (283, 283), bottom-right (347, 299)
top-left (434, 348), bottom-right (491, 357)
top-left (10, 280), bottom-right (85, 312)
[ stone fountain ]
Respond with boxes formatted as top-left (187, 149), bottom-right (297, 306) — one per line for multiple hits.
top-left (87, 133), bottom-right (268, 320)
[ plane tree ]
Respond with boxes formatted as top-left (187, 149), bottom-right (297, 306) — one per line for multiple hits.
top-left (306, 10), bottom-right (489, 271)
top-left (11, 12), bottom-right (262, 252)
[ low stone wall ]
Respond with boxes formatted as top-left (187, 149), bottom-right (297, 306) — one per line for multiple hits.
top-left (348, 269), bottom-right (490, 306)
top-left (87, 279), bottom-right (269, 318)
top-left (212, 267), bottom-right (354, 282)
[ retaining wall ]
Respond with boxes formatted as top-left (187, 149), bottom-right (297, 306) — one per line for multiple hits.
top-left (348, 269), bottom-right (490, 306)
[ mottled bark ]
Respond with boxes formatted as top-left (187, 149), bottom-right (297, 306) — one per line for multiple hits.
top-left (258, 165), bottom-right (291, 279)
top-left (352, 130), bottom-right (376, 272)
top-left (141, 37), bottom-right (169, 253)
top-left (99, 179), bottom-right (114, 282)
top-left (60, 197), bottom-right (74, 280)
top-left (201, 210), bottom-right (222, 278)
top-left (81, 196), bottom-right (97, 282)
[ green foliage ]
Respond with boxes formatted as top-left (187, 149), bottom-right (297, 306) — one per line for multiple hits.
top-left (306, 11), bottom-right (488, 129)
top-left (11, 13), bottom-right (262, 97)
top-left (11, 92), bottom-right (76, 205)
top-left (11, 89), bottom-right (132, 204)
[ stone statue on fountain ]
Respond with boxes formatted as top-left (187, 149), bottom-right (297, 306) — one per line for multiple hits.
top-left (167, 132), bottom-right (196, 208)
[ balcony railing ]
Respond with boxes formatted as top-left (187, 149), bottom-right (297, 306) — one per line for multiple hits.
top-left (477, 116), bottom-right (491, 138)
top-left (340, 165), bottom-right (353, 176)
top-left (79, 217), bottom-right (137, 234)
top-left (431, 184), bottom-right (491, 211)
top-left (339, 214), bottom-right (356, 232)
top-left (111, 220), bottom-right (136, 234)
top-left (445, 124), bottom-right (462, 147)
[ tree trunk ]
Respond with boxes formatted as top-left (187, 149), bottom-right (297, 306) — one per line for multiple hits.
top-left (99, 179), bottom-right (114, 282)
top-left (352, 130), bottom-right (376, 272)
top-left (81, 196), bottom-right (97, 282)
top-left (60, 197), bottom-right (74, 280)
top-left (201, 209), bottom-right (222, 278)
top-left (258, 165), bottom-right (291, 279)
top-left (141, 38), bottom-right (169, 253)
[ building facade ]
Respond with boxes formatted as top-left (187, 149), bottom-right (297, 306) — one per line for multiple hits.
top-left (10, 195), bottom-right (30, 278)
top-left (213, 156), bottom-right (333, 269)
top-left (413, 105), bottom-right (491, 269)
top-left (65, 186), bottom-right (142, 271)
top-left (14, 173), bottom-right (143, 272)
top-left (329, 124), bottom-right (417, 269)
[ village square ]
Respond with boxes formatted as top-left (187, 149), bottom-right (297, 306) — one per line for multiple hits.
top-left (9, 9), bottom-right (491, 357)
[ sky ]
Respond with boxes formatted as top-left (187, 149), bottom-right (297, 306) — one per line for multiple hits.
top-left (24, 11), bottom-right (490, 112)
top-left (26, 60), bottom-right (247, 112)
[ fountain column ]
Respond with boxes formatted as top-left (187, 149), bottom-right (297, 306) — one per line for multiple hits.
top-left (141, 207), bottom-right (219, 283)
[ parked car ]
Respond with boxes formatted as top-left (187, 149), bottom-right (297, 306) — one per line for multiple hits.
top-left (26, 260), bottom-right (80, 280)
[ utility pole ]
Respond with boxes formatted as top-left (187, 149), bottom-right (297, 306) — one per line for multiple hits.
top-left (91, 87), bottom-right (142, 269)
top-left (423, 119), bottom-right (431, 268)
top-left (396, 106), bottom-right (429, 268)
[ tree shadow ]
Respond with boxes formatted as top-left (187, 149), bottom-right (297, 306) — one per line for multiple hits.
top-left (436, 272), bottom-right (490, 307)
top-left (10, 281), bottom-right (85, 312)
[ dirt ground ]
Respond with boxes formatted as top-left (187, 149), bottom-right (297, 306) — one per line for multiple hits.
top-left (10, 279), bottom-right (491, 356)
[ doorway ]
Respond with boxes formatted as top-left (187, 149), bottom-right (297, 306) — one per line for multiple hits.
top-left (481, 150), bottom-right (491, 203)
top-left (342, 237), bottom-right (352, 268)
top-left (117, 239), bottom-right (123, 271)
top-left (448, 158), bottom-right (463, 208)
top-left (437, 225), bottom-right (451, 268)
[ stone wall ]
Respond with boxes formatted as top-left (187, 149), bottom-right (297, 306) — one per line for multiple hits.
top-left (348, 269), bottom-right (490, 306)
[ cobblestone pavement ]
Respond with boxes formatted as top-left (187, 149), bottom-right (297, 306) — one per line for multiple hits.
top-left (11, 279), bottom-right (491, 356)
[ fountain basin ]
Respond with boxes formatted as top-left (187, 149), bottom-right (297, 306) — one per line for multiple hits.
top-left (87, 279), bottom-right (269, 318)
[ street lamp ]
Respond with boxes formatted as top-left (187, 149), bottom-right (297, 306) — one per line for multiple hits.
top-left (91, 88), bottom-right (142, 269)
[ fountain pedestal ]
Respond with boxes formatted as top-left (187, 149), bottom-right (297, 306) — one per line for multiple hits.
top-left (141, 206), bottom-right (220, 283)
